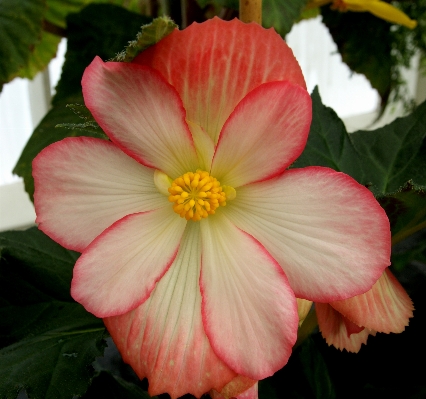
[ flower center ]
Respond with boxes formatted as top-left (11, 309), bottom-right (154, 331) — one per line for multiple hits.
top-left (168, 170), bottom-right (227, 221)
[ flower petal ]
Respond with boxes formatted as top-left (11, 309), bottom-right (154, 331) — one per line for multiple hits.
top-left (211, 81), bottom-right (311, 187)
top-left (104, 222), bottom-right (236, 399)
top-left (82, 56), bottom-right (199, 178)
top-left (329, 268), bottom-right (413, 333)
top-left (187, 120), bottom-right (215, 171)
top-left (134, 18), bottom-right (306, 144)
top-left (225, 167), bottom-right (391, 302)
top-left (71, 207), bottom-right (186, 317)
top-left (200, 212), bottom-right (298, 379)
top-left (33, 137), bottom-right (166, 252)
top-left (316, 303), bottom-right (373, 353)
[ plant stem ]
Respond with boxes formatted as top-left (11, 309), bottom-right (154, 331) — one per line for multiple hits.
top-left (239, 0), bottom-right (262, 24)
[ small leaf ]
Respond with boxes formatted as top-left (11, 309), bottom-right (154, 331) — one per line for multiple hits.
top-left (0, 228), bottom-right (106, 399)
top-left (113, 16), bottom-right (178, 62)
top-left (0, 0), bottom-right (46, 91)
top-left (293, 88), bottom-right (426, 196)
top-left (16, 30), bottom-right (61, 80)
top-left (13, 92), bottom-right (108, 202)
top-left (263, 0), bottom-right (308, 37)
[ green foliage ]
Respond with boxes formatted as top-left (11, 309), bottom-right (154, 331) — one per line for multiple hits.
top-left (0, 0), bottom-right (46, 91)
top-left (16, 31), bottom-right (61, 80)
top-left (0, 228), bottom-right (106, 399)
top-left (263, 0), bottom-right (308, 36)
top-left (53, 3), bottom-right (151, 104)
top-left (113, 16), bottom-right (177, 62)
top-left (321, 7), bottom-right (393, 105)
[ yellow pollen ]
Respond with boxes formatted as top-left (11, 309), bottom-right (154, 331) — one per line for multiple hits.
top-left (168, 170), bottom-right (229, 221)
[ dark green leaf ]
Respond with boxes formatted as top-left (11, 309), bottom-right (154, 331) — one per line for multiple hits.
top-left (0, 0), bottom-right (46, 91)
top-left (113, 16), bottom-right (177, 62)
top-left (298, 337), bottom-right (336, 399)
top-left (320, 6), bottom-right (393, 105)
top-left (0, 228), bottom-right (106, 399)
top-left (392, 228), bottom-right (426, 271)
top-left (53, 3), bottom-right (151, 104)
top-left (13, 92), bottom-right (108, 202)
top-left (293, 88), bottom-right (426, 196)
top-left (263, 0), bottom-right (308, 37)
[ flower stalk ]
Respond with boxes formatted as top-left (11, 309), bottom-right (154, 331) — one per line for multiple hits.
top-left (239, 0), bottom-right (262, 24)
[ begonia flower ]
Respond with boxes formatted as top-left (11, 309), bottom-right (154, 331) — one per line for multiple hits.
top-left (307, 0), bottom-right (417, 29)
top-left (33, 18), bottom-right (391, 399)
top-left (316, 268), bottom-right (413, 352)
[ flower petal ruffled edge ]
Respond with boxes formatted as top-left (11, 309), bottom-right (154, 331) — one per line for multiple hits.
top-left (82, 56), bottom-right (199, 178)
top-left (200, 213), bottom-right (298, 380)
top-left (316, 302), bottom-right (374, 353)
top-left (329, 268), bottom-right (413, 333)
top-left (33, 137), bottom-right (166, 252)
top-left (71, 207), bottom-right (186, 317)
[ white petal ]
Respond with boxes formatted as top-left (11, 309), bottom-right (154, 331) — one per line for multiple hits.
top-left (33, 137), bottom-right (166, 252)
top-left (71, 207), bottom-right (186, 317)
top-left (200, 212), bottom-right (298, 379)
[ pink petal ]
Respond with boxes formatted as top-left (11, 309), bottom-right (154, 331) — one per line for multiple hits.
top-left (210, 377), bottom-right (258, 399)
top-left (33, 137), bottom-right (166, 252)
top-left (200, 213), bottom-right (298, 380)
top-left (225, 167), bottom-right (391, 302)
top-left (211, 81), bottom-right (311, 187)
top-left (104, 223), bottom-right (236, 399)
top-left (71, 207), bottom-right (186, 317)
top-left (134, 18), bottom-right (306, 144)
top-left (330, 268), bottom-right (413, 333)
top-left (187, 120), bottom-right (215, 171)
top-left (316, 303), bottom-right (373, 353)
top-left (82, 56), bottom-right (199, 178)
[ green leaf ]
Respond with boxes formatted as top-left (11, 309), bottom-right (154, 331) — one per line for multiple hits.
top-left (392, 228), bottom-right (426, 271)
top-left (263, 0), bottom-right (308, 37)
top-left (0, 227), bottom-right (106, 399)
top-left (298, 337), bottom-right (336, 399)
top-left (16, 30), bottom-right (61, 80)
top-left (82, 371), bottom-right (155, 399)
top-left (13, 92), bottom-right (108, 202)
top-left (113, 16), bottom-right (177, 62)
top-left (45, 0), bottom-right (145, 29)
top-left (293, 88), bottom-right (426, 196)
top-left (0, 0), bottom-right (46, 91)
top-left (53, 3), bottom-right (151, 104)
top-left (378, 183), bottom-right (426, 245)
top-left (320, 6), bottom-right (393, 104)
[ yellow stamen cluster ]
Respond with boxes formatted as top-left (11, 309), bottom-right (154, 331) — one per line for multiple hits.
top-left (168, 170), bottom-right (227, 221)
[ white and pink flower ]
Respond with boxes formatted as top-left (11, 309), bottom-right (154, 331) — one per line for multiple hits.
top-left (33, 18), bottom-right (391, 399)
